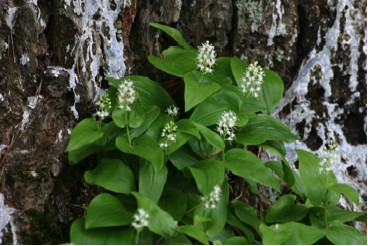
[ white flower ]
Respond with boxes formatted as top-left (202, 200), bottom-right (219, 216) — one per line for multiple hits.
top-left (161, 121), bottom-right (178, 142)
top-left (202, 185), bottom-right (222, 210)
top-left (165, 105), bottom-right (180, 118)
top-left (95, 92), bottom-right (111, 120)
top-left (118, 79), bottom-right (137, 111)
top-left (131, 208), bottom-right (149, 230)
top-left (159, 142), bottom-right (169, 150)
top-left (240, 61), bottom-right (265, 98)
top-left (197, 40), bottom-right (216, 74)
top-left (216, 111), bottom-right (238, 142)
top-left (319, 140), bottom-right (338, 174)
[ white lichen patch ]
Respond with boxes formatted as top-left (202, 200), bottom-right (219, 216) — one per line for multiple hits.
top-left (274, 0), bottom-right (366, 213)
top-left (0, 93), bottom-right (4, 102)
top-left (19, 110), bottom-right (30, 131)
top-left (5, 7), bottom-right (18, 31)
top-left (0, 193), bottom-right (17, 244)
top-left (19, 54), bottom-right (30, 65)
top-left (267, 0), bottom-right (286, 46)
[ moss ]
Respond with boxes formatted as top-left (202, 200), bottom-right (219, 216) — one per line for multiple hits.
top-left (235, 0), bottom-right (264, 23)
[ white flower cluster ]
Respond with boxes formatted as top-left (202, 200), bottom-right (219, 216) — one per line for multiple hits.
top-left (240, 61), bottom-right (265, 98)
top-left (131, 208), bottom-right (149, 230)
top-left (202, 185), bottom-right (222, 209)
top-left (95, 93), bottom-right (111, 120)
top-left (216, 111), bottom-right (238, 142)
top-left (197, 40), bottom-right (216, 74)
top-left (160, 121), bottom-right (178, 149)
top-left (118, 79), bottom-right (136, 111)
top-left (319, 140), bottom-right (338, 174)
top-left (165, 105), bottom-right (180, 118)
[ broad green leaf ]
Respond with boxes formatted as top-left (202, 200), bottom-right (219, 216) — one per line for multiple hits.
top-left (225, 149), bottom-right (280, 191)
top-left (66, 118), bottom-right (103, 152)
top-left (111, 101), bottom-right (145, 129)
top-left (106, 76), bottom-right (175, 110)
top-left (85, 193), bottom-right (132, 229)
top-left (139, 163), bottom-right (168, 203)
top-left (210, 57), bottom-right (236, 86)
top-left (325, 204), bottom-right (366, 223)
top-left (241, 69), bottom-right (284, 115)
top-left (158, 188), bottom-right (187, 221)
top-left (260, 222), bottom-right (324, 245)
top-left (189, 137), bottom-right (219, 159)
top-left (329, 183), bottom-right (360, 205)
top-left (177, 225), bottom-right (209, 245)
top-left (148, 47), bottom-right (197, 77)
top-left (326, 220), bottom-right (367, 245)
top-left (68, 143), bottom-right (100, 165)
top-left (132, 192), bottom-right (177, 238)
top-left (230, 57), bottom-right (246, 86)
top-left (189, 160), bottom-right (225, 195)
top-left (70, 219), bottom-right (134, 245)
top-left (131, 105), bottom-right (160, 138)
top-left (176, 119), bottom-right (201, 138)
top-left (232, 200), bottom-right (261, 233)
top-left (184, 70), bottom-right (221, 111)
top-left (265, 194), bottom-right (309, 223)
top-left (169, 144), bottom-right (201, 170)
top-left (237, 115), bottom-right (300, 145)
top-left (223, 237), bottom-right (249, 245)
top-left (162, 132), bottom-right (193, 155)
top-left (226, 207), bottom-right (255, 243)
top-left (84, 158), bottom-right (135, 194)
top-left (191, 121), bottom-right (225, 151)
top-left (149, 22), bottom-right (192, 50)
top-left (297, 149), bottom-right (331, 206)
top-left (162, 234), bottom-right (193, 245)
top-left (190, 88), bottom-right (241, 126)
top-left (116, 134), bottom-right (164, 170)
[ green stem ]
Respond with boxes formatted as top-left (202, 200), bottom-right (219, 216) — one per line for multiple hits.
top-left (323, 190), bottom-right (329, 229)
top-left (125, 112), bottom-right (132, 145)
top-left (135, 230), bottom-right (141, 245)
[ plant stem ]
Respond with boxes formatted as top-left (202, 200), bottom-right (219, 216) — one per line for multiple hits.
top-left (323, 190), bottom-right (329, 229)
top-left (135, 230), bottom-right (141, 245)
top-left (125, 112), bottom-right (132, 145)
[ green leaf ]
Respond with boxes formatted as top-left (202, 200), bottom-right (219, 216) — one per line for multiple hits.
top-left (116, 134), bottom-right (164, 170)
top-left (148, 47), bottom-right (197, 77)
top-left (70, 219), bottom-right (134, 245)
top-left (225, 149), bottom-right (280, 192)
top-left (84, 158), bottom-right (135, 194)
top-left (237, 115), bottom-right (300, 145)
top-left (149, 22), bottom-right (192, 50)
top-left (68, 143), bottom-right (100, 165)
top-left (329, 183), bottom-right (360, 205)
top-left (158, 188), bottom-right (187, 221)
top-left (176, 119), bottom-right (201, 138)
top-left (325, 204), bottom-right (366, 223)
top-left (241, 69), bottom-right (284, 115)
top-left (191, 121), bottom-right (225, 151)
top-left (162, 234), bottom-right (193, 245)
top-left (111, 101), bottom-right (145, 129)
top-left (132, 192), bottom-right (177, 238)
top-left (169, 144), bottom-right (201, 170)
top-left (265, 194), bottom-right (309, 223)
top-left (260, 222), bottom-right (324, 245)
top-left (85, 193), bottom-right (132, 229)
top-left (112, 108), bottom-right (127, 128)
top-left (326, 220), bottom-right (367, 245)
top-left (131, 105), bottom-right (160, 138)
top-left (162, 132), bottom-right (193, 155)
top-left (223, 236), bottom-right (249, 245)
top-left (189, 160), bottom-right (225, 195)
top-left (297, 149), bottom-right (331, 206)
top-left (139, 163), bottom-right (168, 203)
top-left (230, 57), bottom-right (246, 86)
top-left (184, 70), bottom-right (221, 111)
top-left (231, 200), bottom-right (261, 233)
top-left (177, 225), bottom-right (209, 245)
top-left (226, 207), bottom-right (255, 243)
top-left (190, 88), bottom-right (241, 126)
top-left (66, 118), bottom-right (103, 152)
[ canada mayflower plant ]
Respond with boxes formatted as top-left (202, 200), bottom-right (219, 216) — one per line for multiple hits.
top-left (66, 23), bottom-right (366, 245)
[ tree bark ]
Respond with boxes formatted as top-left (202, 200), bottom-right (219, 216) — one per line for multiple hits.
top-left (0, 0), bottom-right (366, 244)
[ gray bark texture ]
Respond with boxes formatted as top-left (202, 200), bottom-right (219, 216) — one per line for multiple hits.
top-left (0, 0), bottom-right (366, 244)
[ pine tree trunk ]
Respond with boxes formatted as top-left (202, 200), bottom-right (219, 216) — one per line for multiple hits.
top-left (0, 0), bottom-right (366, 244)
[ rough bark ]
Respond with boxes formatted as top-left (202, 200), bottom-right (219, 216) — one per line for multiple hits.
top-left (0, 0), bottom-right (366, 244)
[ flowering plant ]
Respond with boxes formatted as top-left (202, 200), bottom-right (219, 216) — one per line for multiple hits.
top-left (66, 23), bottom-right (366, 245)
